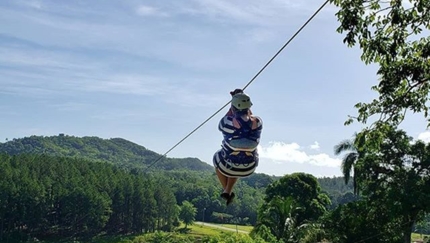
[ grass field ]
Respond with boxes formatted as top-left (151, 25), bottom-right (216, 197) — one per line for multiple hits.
top-left (53, 226), bottom-right (430, 243)
top-left (217, 223), bottom-right (254, 232)
top-left (185, 225), bottom-right (225, 237)
top-left (179, 222), bottom-right (242, 237)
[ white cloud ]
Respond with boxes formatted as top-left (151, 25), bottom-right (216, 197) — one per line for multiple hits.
top-left (258, 141), bottom-right (341, 167)
top-left (310, 141), bottom-right (320, 150)
top-left (136, 5), bottom-right (169, 17)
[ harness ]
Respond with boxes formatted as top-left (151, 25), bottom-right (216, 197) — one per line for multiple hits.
top-left (233, 116), bottom-right (253, 139)
top-left (221, 116), bottom-right (258, 167)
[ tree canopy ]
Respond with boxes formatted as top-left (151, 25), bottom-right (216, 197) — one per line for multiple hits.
top-left (331, 0), bottom-right (430, 132)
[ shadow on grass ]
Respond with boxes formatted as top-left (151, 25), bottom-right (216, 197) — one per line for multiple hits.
top-left (177, 227), bottom-right (192, 234)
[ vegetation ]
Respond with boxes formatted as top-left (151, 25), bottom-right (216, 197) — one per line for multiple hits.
top-left (0, 151), bottom-right (271, 242)
top-left (331, 0), bottom-right (430, 131)
top-left (0, 153), bottom-right (179, 242)
top-left (3, 128), bottom-right (430, 243)
top-left (0, 134), bottom-right (213, 172)
top-left (3, 0), bottom-right (430, 242)
top-left (1, 1), bottom-right (429, 243)
top-left (324, 127), bottom-right (430, 243)
top-left (251, 173), bottom-right (330, 242)
top-left (179, 201), bottom-right (197, 228)
top-left (322, 0), bottom-right (430, 242)
top-left (0, 135), bottom-right (366, 242)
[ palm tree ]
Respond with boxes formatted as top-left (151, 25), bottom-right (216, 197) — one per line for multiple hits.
top-left (252, 196), bottom-right (304, 242)
top-left (334, 136), bottom-right (360, 194)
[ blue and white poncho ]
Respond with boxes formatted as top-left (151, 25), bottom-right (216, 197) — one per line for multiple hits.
top-left (213, 114), bottom-right (263, 178)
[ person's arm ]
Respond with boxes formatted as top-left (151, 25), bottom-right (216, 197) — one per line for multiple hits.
top-left (248, 116), bottom-right (263, 143)
top-left (219, 116), bottom-right (236, 140)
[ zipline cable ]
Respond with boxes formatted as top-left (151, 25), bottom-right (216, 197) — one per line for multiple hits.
top-left (144, 0), bottom-right (330, 170)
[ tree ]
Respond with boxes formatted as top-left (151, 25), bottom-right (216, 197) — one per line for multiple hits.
top-left (364, 128), bottom-right (430, 243)
top-left (341, 126), bottom-right (430, 243)
top-left (323, 200), bottom-right (402, 243)
top-left (252, 196), bottom-right (301, 241)
top-left (415, 214), bottom-right (430, 237)
top-left (179, 200), bottom-right (197, 228)
top-left (264, 173), bottom-right (331, 226)
top-left (254, 173), bottom-right (330, 242)
top-left (253, 196), bottom-right (324, 243)
top-left (331, 0), bottom-right (430, 131)
top-left (334, 136), bottom-right (360, 193)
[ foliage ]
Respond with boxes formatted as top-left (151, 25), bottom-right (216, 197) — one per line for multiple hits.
top-left (201, 232), bottom-right (270, 243)
top-left (264, 173), bottom-right (331, 226)
top-left (323, 200), bottom-right (402, 243)
top-left (252, 196), bottom-right (301, 241)
top-left (0, 135), bottom-right (376, 242)
top-left (415, 214), bottom-right (430, 235)
top-left (253, 173), bottom-right (330, 242)
top-left (330, 0), bottom-right (430, 129)
top-left (357, 127), bottom-right (430, 242)
top-left (317, 176), bottom-right (357, 209)
top-left (333, 136), bottom-right (360, 193)
top-left (241, 173), bottom-right (276, 189)
top-left (326, 127), bottom-right (430, 243)
top-left (179, 201), bottom-right (197, 228)
top-left (168, 170), bottom-right (264, 225)
top-left (0, 134), bottom-right (272, 223)
top-left (250, 225), bottom-right (281, 243)
top-left (0, 154), bottom-right (178, 242)
top-left (329, 2), bottom-right (430, 240)
top-left (0, 152), bottom-right (275, 242)
top-left (133, 231), bottom-right (194, 243)
top-left (0, 135), bottom-right (213, 172)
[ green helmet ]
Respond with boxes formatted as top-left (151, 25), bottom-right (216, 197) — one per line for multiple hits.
top-left (231, 93), bottom-right (252, 110)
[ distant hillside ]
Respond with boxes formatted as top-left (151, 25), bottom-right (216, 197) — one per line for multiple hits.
top-left (0, 134), bottom-right (214, 172)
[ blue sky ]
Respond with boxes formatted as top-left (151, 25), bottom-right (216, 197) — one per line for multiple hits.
top-left (1, 0), bottom-right (429, 177)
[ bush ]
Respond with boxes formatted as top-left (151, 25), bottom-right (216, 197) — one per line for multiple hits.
top-left (202, 232), bottom-right (271, 243)
top-left (132, 232), bottom-right (194, 243)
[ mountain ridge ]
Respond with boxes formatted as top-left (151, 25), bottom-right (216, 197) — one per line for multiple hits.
top-left (0, 134), bottom-right (214, 172)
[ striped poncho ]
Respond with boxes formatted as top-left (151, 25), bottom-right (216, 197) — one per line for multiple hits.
top-left (213, 114), bottom-right (263, 178)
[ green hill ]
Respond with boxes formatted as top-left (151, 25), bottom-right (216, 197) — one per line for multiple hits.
top-left (0, 134), bottom-right (214, 172)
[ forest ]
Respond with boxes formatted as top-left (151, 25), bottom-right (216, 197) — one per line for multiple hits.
top-left (2, 130), bottom-right (430, 243)
top-left (0, 135), bottom-right (356, 242)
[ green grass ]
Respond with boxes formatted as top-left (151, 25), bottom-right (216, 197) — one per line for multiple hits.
top-left (42, 235), bottom-right (137, 243)
top-left (217, 224), bottom-right (254, 232)
top-left (179, 222), bottom-right (250, 238)
top-left (187, 225), bottom-right (225, 237)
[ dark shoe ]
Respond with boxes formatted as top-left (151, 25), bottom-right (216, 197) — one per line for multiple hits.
top-left (226, 192), bottom-right (235, 206)
top-left (220, 192), bottom-right (229, 201)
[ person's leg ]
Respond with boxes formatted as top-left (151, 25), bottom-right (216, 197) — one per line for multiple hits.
top-left (215, 168), bottom-right (228, 189)
top-left (225, 177), bottom-right (238, 205)
top-left (224, 177), bottom-right (238, 194)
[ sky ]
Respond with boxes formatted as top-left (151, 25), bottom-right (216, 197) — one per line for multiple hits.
top-left (1, 0), bottom-right (429, 178)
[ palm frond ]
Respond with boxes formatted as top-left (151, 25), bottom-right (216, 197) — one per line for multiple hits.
top-left (334, 139), bottom-right (356, 155)
top-left (341, 152), bottom-right (358, 184)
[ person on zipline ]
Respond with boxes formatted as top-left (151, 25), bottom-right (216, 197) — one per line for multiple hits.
top-left (213, 89), bottom-right (263, 205)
